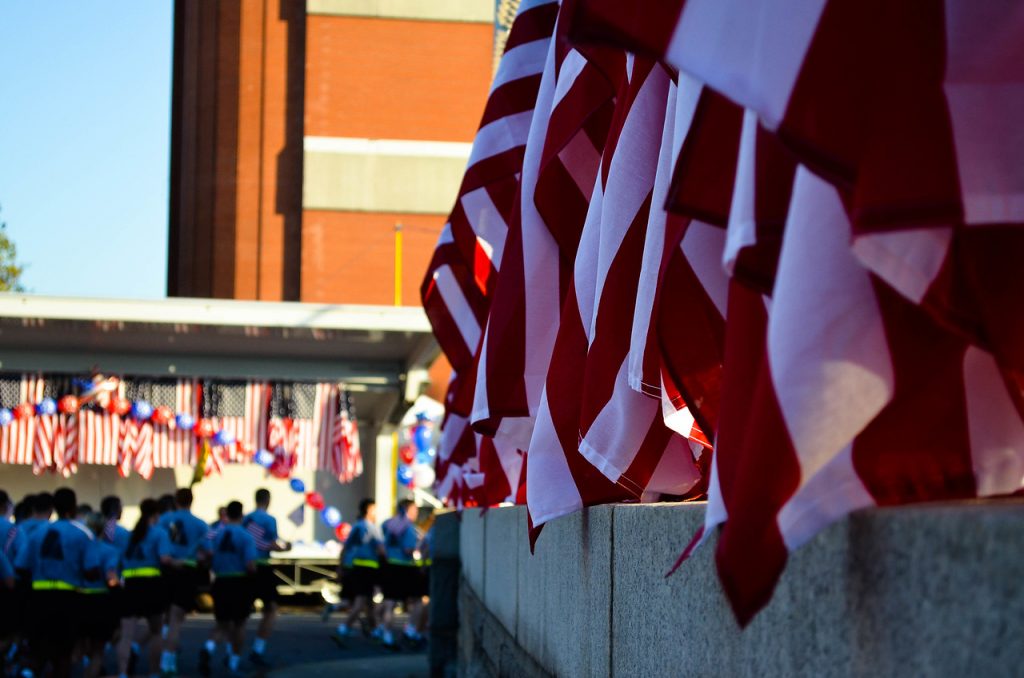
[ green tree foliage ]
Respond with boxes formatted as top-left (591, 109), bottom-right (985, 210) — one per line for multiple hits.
top-left (0, 206), bottom-right (25, 292)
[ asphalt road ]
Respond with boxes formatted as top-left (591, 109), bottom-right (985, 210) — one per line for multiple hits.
top-left (97, 610), bottom-right (428, 677)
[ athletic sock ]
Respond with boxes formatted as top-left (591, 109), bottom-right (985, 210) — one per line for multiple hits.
top-left (382, 629), bottom-right (394, 645)
top-left (132, 642), bottom-right (141, 654)
top-left (252, 637), bottom-right (266, 655)
top-left (228, 654), bottom-right (241, 672)
top-left (204, 639), bottom-right (217, 654)
top-left (161, 624), bottom-right (169, 639)
top-left (161, 650), bottom-right (175, 671)
top-left (335, 623), bottom-right (349, 636)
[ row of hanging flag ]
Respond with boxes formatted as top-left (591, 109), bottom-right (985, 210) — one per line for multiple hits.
top-left (0, 373), bottom-right (362, 484)
top-left (421, 0), bottom-right (1024, 625)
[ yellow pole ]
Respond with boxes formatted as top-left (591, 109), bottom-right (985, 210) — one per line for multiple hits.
top-left (394, 223), bottom-right (403, 306)
top-left (392, 430), bottom-right (400, 502)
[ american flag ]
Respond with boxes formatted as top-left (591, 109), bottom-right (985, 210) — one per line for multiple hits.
top-left (326, 387), bottom-right (362, 484)
top-left (267, 382), bottom-right (332, 472)
top-left (0, 374), bottom-right (40, 466)
top-left (203, 379), bottom-right (268, 466)
top-left (78, 379), bottom-right (125, 467)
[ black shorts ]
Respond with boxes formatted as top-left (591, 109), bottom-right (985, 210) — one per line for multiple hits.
top-left (0, 587), bottom-right (18, 637)
top-left (253, 564), bottom-right (278, 605)
top-left (381, 563), bottom-right (421, 602)
top-left (166, 565), bottom-right (205, 612)
top-left (122, 576), bottom-right (167, 619)
top-left (28, 589), bottom-right (80, 657)
top-left (341, 565), bottom-right (378, 599)
top-left (212, 577), bottom-right (252, 623)
top-left (79, 589), bottom-right (121, 643)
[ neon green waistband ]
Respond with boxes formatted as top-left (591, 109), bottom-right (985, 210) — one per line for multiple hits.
top-left (215, 572), bottom-right (247, 578)
top-left (352, 559), bottom-right (379, 569)
top-left (182, 559), bottom-right (198, 568)
top-left (78, 587), bottom-right (110, 595)
top-left (423, 559), bottom-right (433, 566)
top-left (33, 580), bottom-right (76, 591)
top-left (386, 558), bottom-right (418, 567)
top-left (123, 567), bottom-right (161, 578)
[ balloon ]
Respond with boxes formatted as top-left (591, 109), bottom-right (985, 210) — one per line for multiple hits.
top-left (151, 405), bottom-right (173, 425)
top-left (321, 506), bottom-right (342, 528)
top-left (412, 463), bottom-right (436, 489)
top-left (254, 449), bottom-right (275, 468)
top-left (131, 400), bottom-right (153, 421)
top-left (413, 424), bottom-right (431, 453)
top-left (175, 413), bottom-right (195, 431)
top-left (195, 418), bottom-right (215, 439)
top-left (212, 429), bottom-right (235, 446)
top-left (14, 403), bottom-right (34, 420)
top-left (271, 463), bottom-right (291, 479)
top-left (399, 445), bottom-right (415, 465)
top-left (107, 397), bottom-right (132, 416)
top-left (0, 408), bottom-right (12, 427)
top-left (58, 395), bottom-right (80, 415)
top-left (397, 464), bottom-right (414, 487)
top-left (415, 451), bottom-right (432, 465)
top-left (289, 478), bottom-right (306, 493)
top-left (334, 522), bottom-right (352, 542)
top-left (306, 492), bottom-right (325, 511)
top-left (36, 397), bottom-right (57, 416)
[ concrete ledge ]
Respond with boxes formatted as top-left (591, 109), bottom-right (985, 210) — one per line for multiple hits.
top-left (458, 501), bottom-right (1024, 678)
top-left (460, 508), bottom-right (486, 597)
top-left (308, 0), bottom-right (494, 24)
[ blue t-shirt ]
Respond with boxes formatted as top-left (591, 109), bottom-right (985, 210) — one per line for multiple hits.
top-left (382, 517), bottom-right (420, 565)
top-left (242, 509), bottom-right (278, 561)
top-left (19, 517), bottom-right (50, 540)
top-left (159, 509), bottom-right (210, 563)
top-left (209, 524), bottom-right (257, 576)
top-left (0, 517), bottom-right (26, 564)
top-left (342, 519), bottom-right (383, 568)
top-left (121, 524), bottom-right (172, 571)
top-left (14, 519), bottom-right (92, 588)
top-left (81, 540), bottom-right (120, 592)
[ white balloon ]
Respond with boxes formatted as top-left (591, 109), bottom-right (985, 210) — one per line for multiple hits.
top-left (412, 463), bottom-right (436, 489)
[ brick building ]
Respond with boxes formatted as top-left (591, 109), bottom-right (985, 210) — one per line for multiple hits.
top-left (167, 0), bottom-right (495, 306)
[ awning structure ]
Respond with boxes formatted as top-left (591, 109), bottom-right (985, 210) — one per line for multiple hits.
top-left (0, 294), bottom-right (438, 427)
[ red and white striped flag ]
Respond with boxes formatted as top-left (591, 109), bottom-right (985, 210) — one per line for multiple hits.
top-left (326, 387), bottom-right (363, 483)
top-left (151, 379), bottom-right (199, 469)
top-left (205, 380), bottom-right (269, 465)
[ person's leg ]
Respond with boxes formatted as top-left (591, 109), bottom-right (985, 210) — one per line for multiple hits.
top-left (342, 596), bottom-right (366, 629)
top-left (252, 600), bottom-right (277, 657)
top-left (117, 618), bottom-right (137, 677)
top-left (146, 613), bottom-right (164, 676)
top-left (162, 605), bottom-right (186, 674)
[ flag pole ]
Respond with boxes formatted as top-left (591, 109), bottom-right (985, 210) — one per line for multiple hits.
top-left (394, 223), bottom-right (403, 306)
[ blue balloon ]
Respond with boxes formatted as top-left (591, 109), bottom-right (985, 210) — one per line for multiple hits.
top-left (289, 478), bottom-right (306, 493)
top-left (254, 449), bottom-right (275, 468)
top-left (415, 451), bottom-right (432, 465)
top-left (175, 413), bottom-right (194, 431)
top-left (36, 397), bottom-right (57, 416)
top-left (414, 424), bottom-right (431, 453)
top-left (397, 464), bottom-right (414, 486)
top-left (131, 400), bottom-right (153, 421)
top-left (321, 506), bottom-right (342, 528)
top-left (0, 408), bottom-right (12, 427)
top-left (213, 429), bottom-right (236, 446)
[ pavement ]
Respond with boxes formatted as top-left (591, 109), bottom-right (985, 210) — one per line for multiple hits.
top-left (98, 610), bottom-right (429, 678)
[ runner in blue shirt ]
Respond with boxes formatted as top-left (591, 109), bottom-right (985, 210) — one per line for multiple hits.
top-left (200, 501), bottom-right (257, 677)
top-left (241, 488), bottom-right (290, 666)
top-left (116, 498), bottom-right (175, 678)
top-left (333, 498), bottom-right (385, 645)
top-left (158, 488), bottom-right (211, 677)
top-left (13, 487), bottom-right (91, 678)
top-left (100, 495), bottom-right (131, 553)
top-left (0, 490), bottom-right (27, 650)
top-left (378, 499), bottom-right (423, 648)
top-left (80, 512), bottom-right (122, 678)
top-left (18, 492), bottom-right (54, 540)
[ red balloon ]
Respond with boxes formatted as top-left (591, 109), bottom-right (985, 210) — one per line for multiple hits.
top-left (306, 491), bottom-right (325, 511)
top-left (57, 395), bottom-right (80, 415)
top-left (107, 397), bottom-right (131, 416)
top-left (334, 522), bottom-right (352, 542)
top-left (195, 418), bottom-right (216, 438)
top-left (13, 402), bottom-right (34, 420)
top-left (151, 405), bottom-right (174, 425)
top-left (399, 445), bottom-right (415, 465)
top-left (271, 463), bottom-right (291, 479)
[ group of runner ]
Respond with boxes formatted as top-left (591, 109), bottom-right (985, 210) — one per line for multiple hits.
top-left (0, 486), bottom-right (288, 678)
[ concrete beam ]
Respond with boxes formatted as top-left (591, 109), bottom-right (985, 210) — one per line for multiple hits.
top-left (307, 0), bottom-right (494, 24)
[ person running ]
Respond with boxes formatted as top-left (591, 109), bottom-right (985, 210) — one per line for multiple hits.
top-left (1, 491), bottom-right (27, 670)
top-left (333, 498), bottom-right (385, 645)
top-left (209, 506), bottom-right (227, 532)
top-left (19, 493), bottom-right (54, 540)
top-left (158, 488), bottom-right (210, 677)
top-left (201, 501), bottom-right (257, 677)
top-left (378, 499), bottom-right (423, 649)
top-left (80, 512), bottom-right (122, 678)
top-left (14, 487), bottom-right (91, 678)
top-left (241, 488), bottom-right (290, 666)
top-left (100, 495), bottom-right (131, 553)
top-left (0, 490), bottom-right (25, 569)
top-left (117, 498), bottom-right (174, 678)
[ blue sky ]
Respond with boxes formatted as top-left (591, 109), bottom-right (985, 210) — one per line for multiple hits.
top-left (0, 1), bottom-right (172, 298)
